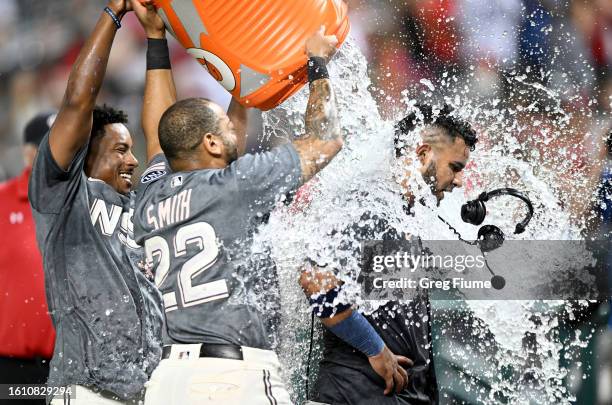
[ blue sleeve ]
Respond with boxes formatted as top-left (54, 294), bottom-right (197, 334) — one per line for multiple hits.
top-left (329, 311), bottom-right (385, 357)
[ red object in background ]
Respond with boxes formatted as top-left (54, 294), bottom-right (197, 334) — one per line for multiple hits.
top-left (417, 0), bottom-right (460, 64)
top-left (149, 0), bottom-right (350, 110)
top-left (591, 16), bottom-right (610, 68)
top-left (0, 169), bottom-right (55, 360)
top-left (463, 160), bottom-right (480, 194)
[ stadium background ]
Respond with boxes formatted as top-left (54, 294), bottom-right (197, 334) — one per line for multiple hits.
top-left (0, 0), bottom-right (609, 182)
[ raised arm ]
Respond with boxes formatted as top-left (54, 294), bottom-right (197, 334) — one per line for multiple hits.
top-left (133, 0), bottom-right (175, 162)
top-left (292, 28), bottom-right (344, 184)
top-left (299, 264), bottom-right (412, 395)
top-left (48, 0), bottom-right (129, 170)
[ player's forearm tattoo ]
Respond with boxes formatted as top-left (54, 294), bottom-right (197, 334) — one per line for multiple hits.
top-left (304, 79), bottom-right (341, 141)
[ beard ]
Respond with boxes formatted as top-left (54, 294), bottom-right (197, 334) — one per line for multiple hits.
top-left (422, 159), bottom-right (438, 196)
top-left (222, 135), bottom-right (238, 163)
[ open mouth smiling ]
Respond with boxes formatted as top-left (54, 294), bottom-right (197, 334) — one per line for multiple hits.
top-left (119, 170), bottom-right (134, 183)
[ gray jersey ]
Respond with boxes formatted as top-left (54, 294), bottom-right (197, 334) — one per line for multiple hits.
top-left (29, 135), bottom-right (163, 400)
top-left (133, 144), bottom-right (301, 350)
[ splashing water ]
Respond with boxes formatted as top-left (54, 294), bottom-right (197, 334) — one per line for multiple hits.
top-left (254, 36), bottom-right (602, 404)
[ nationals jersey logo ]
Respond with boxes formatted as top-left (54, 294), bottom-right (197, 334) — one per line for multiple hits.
top-left (89, 198), bottom-right (139, 249)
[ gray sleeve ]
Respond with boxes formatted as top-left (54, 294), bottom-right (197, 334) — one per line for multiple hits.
top-left (28, 133), bottom-right (87, 214)
top-left (230, 143), bottom-right (302, 213)
top-left (133, 154), bottom-right (170, 244)
top-left (135, 153), bottom-right (170, 197)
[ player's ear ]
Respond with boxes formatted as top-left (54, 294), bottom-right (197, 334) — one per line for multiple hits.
top-left (202, 133), bottom-right (223, 158)
top-left (416, 144), bottom-right (431, 166)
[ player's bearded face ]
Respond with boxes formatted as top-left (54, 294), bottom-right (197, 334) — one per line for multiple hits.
top-left (217, 112), bottom-right (238, 163)
top-left (421, 159), bottom-right (440, 199)
top-left (420, 138), bottom-right (470, 204)
top-left (85, 124), bottom-right (139, 195)
top-left (221, 132), bottom-right (238, 163)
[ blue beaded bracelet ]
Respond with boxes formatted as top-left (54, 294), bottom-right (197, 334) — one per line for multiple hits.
top-left (104, 6), bottom-right (122, 29)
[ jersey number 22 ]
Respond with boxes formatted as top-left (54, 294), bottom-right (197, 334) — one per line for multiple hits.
top-left (144, 222), bottom-right (228, 312)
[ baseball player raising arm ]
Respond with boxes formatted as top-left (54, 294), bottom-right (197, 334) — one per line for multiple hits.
top-left (28, 1), bottom-right (163, 403)
top-left (132, 1), bottom-right (343, 404)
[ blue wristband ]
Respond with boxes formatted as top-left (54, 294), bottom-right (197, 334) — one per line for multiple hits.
top-left (104, 6), bottom-right (122, 29)
top-left (329, 311), bottom-right (385, 357)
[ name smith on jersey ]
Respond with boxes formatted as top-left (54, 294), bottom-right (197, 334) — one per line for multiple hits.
top-left (146, 188), bottom-right (193, 231)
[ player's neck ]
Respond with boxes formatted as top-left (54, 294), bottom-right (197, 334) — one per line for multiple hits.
top-left (170, 156), bottom-right (228, 172)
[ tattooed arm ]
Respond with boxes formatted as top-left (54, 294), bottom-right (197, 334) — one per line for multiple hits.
top-left (292, 29), bottom-right (343, 184)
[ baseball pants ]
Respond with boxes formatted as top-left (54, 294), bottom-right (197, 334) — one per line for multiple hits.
top-left (144, 343), bottom-right (292, 405)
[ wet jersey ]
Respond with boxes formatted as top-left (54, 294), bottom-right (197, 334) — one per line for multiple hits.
top-left (133, 144), bottom-right (301, 350)
top-left (313, 213), bottom-right (438, 405)
top-left (28, 135), bottom-right (163, 400)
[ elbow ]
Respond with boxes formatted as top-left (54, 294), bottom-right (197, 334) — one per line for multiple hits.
top-left (334, 136), bottom-right (344, 151)
top-left (327, 136), bottom-right (344, 159)
top-left (330, 137), bottom-right (344, 157)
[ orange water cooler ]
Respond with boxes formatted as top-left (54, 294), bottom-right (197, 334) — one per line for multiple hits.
top-left (151, 0), bottom-right (350, 110)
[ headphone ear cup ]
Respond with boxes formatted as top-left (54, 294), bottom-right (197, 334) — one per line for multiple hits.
top-left (477, 225), bottom-right (505, 252)
top-left (461, 200), bottom-right (487, 225)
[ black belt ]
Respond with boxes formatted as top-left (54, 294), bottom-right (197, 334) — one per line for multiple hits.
top-left (162, 343), bottom-right (243, 360)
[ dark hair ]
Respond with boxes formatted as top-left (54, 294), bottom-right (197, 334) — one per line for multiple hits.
top-left (158, 98), bottom-right (221, 160)
top-left (91, 104), bottom-right (129, 140)
top-left (394, 104), bottom-right (478, 157)
top-left (86, 105), bottom-right (128, 157)
top-left (23, 112), bottom-right (56, 146)
top-left (606, 127), bottom-right (612, 158)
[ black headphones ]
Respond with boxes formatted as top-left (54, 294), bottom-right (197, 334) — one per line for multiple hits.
top-left (434, 188), bottom-right (534, 289)
top-left (460, 188), bottom-right (534, 252)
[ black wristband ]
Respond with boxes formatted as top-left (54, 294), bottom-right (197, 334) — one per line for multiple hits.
top-left (147, 38), bottom-right (171, 70)
top-left (104, 6), bottom-right (122, 29)
top-left (307, 56), bottom-right (329, 83)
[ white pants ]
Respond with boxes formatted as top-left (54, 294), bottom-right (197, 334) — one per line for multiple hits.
top-left (50, 385), bottom-right (134, 405)
top-left (144, 344), bottom-right (293, 405)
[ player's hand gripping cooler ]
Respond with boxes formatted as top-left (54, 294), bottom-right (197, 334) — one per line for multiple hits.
top-left (148, 0), bottom-right (350, 110)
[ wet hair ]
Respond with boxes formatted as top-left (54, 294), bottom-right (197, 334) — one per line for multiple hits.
top-left (394, 104), bottom-right (478, 157)
top-left (158, 98), bottom-right (221, 160)
top-left (86, 105), bottom-right (128, 157)
top-left (91, 104), bottom-right (128, 140)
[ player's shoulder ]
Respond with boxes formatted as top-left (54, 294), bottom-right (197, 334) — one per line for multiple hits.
top-left (135, 155), bottom-right (171, 196)
top-left (141, 154), bottom-right (170, 185)
top-left (349, 211), bottom-right (400, 239)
